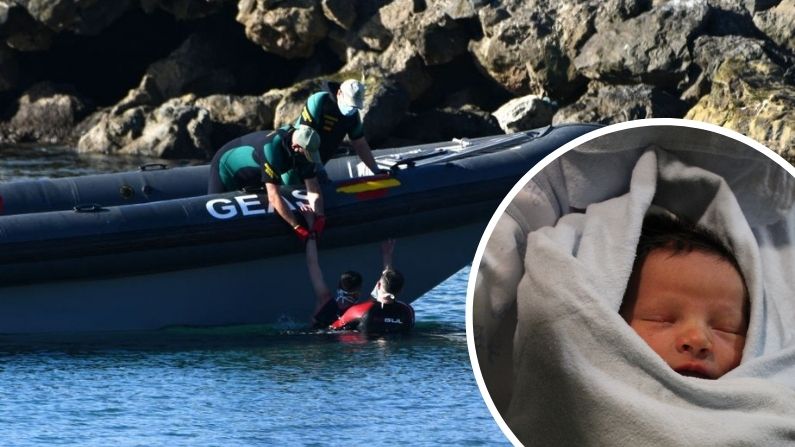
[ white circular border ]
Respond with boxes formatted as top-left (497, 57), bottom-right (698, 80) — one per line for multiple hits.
top-left (464, 118), bottom-right (795, 446)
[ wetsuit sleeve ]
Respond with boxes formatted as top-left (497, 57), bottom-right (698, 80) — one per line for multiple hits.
top-left (347, 113), bottom-right (364, 140)
top-left (331, 301), bottom-right (373, 330)
top-left (261, 135), bottom-right (283, 185)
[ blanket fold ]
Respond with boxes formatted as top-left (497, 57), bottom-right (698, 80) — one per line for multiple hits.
top-left (475, 127), bottom-right (795, 445)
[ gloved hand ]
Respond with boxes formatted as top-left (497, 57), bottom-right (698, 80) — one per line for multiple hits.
top-left (293, 224), bottom-right (312, 242)
top-left (313, 214), bottom-right (326, 236)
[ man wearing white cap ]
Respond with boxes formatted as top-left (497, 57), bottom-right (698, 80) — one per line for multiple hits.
top-left (207, 124), bottom-right (326, 241)
top-left (295, 79), bottom-right (382, 177)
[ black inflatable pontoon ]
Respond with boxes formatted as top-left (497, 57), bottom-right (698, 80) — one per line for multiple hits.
top-left (0, 124), bottom-right (599, 333)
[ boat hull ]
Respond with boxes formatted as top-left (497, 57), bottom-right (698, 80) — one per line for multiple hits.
top-left (0, 125), bottom-right (601, 333)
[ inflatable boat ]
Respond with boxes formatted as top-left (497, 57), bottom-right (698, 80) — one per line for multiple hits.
top-left (0, 124), bottom-right (599, 333)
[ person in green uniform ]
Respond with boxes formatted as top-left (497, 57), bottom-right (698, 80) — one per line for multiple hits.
top-left (207, 124), bottom-right (326, 241)
top-left (296, 79), bottom-right (382, 178)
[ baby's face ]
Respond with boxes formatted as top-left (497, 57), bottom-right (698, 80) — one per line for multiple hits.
top-left (624, 248), bottom-right (748, 379)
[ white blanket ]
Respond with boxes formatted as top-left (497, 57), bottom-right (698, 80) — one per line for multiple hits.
top-left (474, 127), bottom-right (795, 445)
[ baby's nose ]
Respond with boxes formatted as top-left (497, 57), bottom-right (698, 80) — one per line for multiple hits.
top-left (675, 323), bottom-right (712, 358)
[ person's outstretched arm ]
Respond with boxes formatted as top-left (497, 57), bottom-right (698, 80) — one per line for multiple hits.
top-left (302, 211), bottom-right (334, 320)
top-left (382, 238), bottom-right (396, 270)
top-left (266, 182), bottom-right (302, 230)
top-left (351, 137), bottom-right (381, 175)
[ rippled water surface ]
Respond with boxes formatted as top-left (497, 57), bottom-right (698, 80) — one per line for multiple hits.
top-left (0, 146), bottom-right (506, 446)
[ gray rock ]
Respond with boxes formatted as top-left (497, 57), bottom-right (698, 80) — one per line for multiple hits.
top-left (195, 94), bottom-right (276, 147)
top-left (685, 57), bottom-right (795, 158)
top-left (236, 0), bottom-right (328, 58)
top-left (1, 82), bottom-right (90, 144)
top-left (682, 35), bottom-right (769, 103)
top-left (321, 0), bottom-right (356, 30)
top-left (78, 97), bottom-right (213, 158)
top-left (196, 94), bottom-right (275, 133)
top-left (438, 0), bottom-right (478, 20)
top-left (77, 107), bottom-right (148, 154)
top-left (492, 95), bottom-right (558, 133)
top-left (362, 78), bottom-right (410, 145)
top-left (552, 82), bottom-right (687, 125)
top-left (272, 80), bottom-right (321, 130)
top-left (753, 0), bottom-right (794, 53)
top-left (417, 14), bottom-right (469, 66)
top-left (744, 0), bottom-right (780, 12)
top-left (575, 0), bottom-right (710, 87)
top-left (340, 32), bottom-right (432, 101)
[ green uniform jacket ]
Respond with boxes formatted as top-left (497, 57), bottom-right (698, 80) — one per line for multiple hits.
top-left (296, 85), bottom-right (364, 164)
top-left (208, 126), bottom-right (317, 193)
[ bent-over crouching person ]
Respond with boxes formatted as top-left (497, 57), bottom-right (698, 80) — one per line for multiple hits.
top-left (207, 125), bottom-right (327, 241)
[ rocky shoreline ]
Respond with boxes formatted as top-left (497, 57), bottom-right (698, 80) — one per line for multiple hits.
top-left (0, 0), bottom-right (793, 160)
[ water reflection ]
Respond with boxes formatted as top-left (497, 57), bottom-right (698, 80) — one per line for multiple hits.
top-left (0, 144), bottom-right (204, 181)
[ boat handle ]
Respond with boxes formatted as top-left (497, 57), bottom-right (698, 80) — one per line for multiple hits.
top-left (139, 163), bottom-right (168, 171)
top-left (73, 203), bottom-right (106, 213)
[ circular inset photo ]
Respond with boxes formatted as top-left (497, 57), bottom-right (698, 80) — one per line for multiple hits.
top-left (467, 119), bottom-right (795, 445)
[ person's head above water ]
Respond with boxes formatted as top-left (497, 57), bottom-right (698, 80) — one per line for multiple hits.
top-left (620, 213), bottom-right (750, 379)
top-left (336, 270), bottom-right (362, 309)
top-left (373, 268), bottom-right (404, 305)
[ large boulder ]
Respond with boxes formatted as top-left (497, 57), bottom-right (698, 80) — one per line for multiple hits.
top-left (553, 82), bottom-right (687, 125)
top-left (468, 0), bottom-right (645, 100)
top-left (681, 35), bottom-right (771, 102)
top-left (236, 0), bottom-right (328, 58)
top-left (752, 0), bottom-right (795, 53)
top-left (78, 97), bottom-right (213, 158)
top-left (361, 78), bottom-right (410, 145)
top-left (195, 93), bottom-right (277, 148)
top-left (1, 82), bottom-right (90, 144)
top-left (321, 0), bottom-right (356, 30)
top-left (574, 0), bottom-right (710, 87)
top-left (685, 57), bottom-right (795, 158)
top-left (341, 0), bottom-right (467, 100)
top-left (77, 106), bottom-right (149, 155)
top-left (492, 94), bottom-right (557, 133)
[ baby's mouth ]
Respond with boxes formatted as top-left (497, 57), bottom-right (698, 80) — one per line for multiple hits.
top-left (674, 365), bottom-right (714, 380)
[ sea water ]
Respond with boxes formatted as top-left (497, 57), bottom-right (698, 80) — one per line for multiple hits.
top-left (0, 146), bottom-right (507, 446)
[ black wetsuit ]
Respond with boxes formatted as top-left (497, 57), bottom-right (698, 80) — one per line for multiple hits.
top-left (330, 299), bottom-right (415, 334)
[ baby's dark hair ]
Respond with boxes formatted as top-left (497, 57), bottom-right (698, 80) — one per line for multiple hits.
top-left (338, 270), bottom-right (363, 292)
top-left (380, 268), bottom-right (405, 295)
top-left (620, 213), bottom-right (749, 317)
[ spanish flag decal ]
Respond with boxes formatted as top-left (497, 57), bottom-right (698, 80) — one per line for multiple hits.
top-left (336, 176), bottom-right (401, 200)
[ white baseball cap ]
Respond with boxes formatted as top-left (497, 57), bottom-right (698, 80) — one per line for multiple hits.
top-left (292, 125), bottom-right (321, 163)
top-left (338, 79), bottom-right (365, 109)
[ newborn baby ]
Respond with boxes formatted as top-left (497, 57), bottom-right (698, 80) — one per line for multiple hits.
top-left (620, 214), bottom-right (750, 379)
